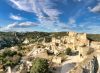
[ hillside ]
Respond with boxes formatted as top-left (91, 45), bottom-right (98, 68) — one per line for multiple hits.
top-left (0, 32), bottom-right (67, 49)
top-left (0, 31), bottom-right (100, 73)
top-left (87, 34), bottom-right (100, 41)
top-left (0, 32), bottom-right (100, 49)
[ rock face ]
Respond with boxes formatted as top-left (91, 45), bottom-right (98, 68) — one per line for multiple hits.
top-left (90, 41), bottom-right (100, 50)
top-left (69, 56), bottom-right (99, 73)
top-left (23, 38), bottom-right (29, 44)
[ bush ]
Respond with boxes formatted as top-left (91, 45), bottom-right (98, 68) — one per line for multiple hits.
top-left (0, 50), bottom-right (21, 67)
top-left (66, 48), bottom-right (72, 55)
top-left (3, 50), bottom-right (17, 57)
top-left (30, 58), bottom-right (49, 73)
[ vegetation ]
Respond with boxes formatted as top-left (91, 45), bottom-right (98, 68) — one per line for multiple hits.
top-left (87, 34), bottom-right (100, 41)
top-left (45, 37), bottom-right (52, 43)
top-left (65, 48), bottom-right (72, 55)
top-left (30, 58), bottom-right (49, 73)
top-left (0, 32), bottom-right (23, 49)
top-left (58, 52), bottom-right (67, 62)
top-left (0, 32), bottom-right (68, 49)
top-left (0, 49), bottom-right (22, 67)
top-left (51, 32), bottom-right (68, 39)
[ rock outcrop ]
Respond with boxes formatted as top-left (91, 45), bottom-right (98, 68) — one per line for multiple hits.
top-left (69, 56), bottom-right (99, 73)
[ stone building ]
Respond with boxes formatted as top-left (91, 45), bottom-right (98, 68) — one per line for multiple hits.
top-left (50, 32), bottom-right (91, 57)
top-left (63, 32), bottom-right (89, 50)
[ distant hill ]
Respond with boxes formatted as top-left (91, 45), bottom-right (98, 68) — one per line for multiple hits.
top-left (0, 32), bottom-right (68, 49)
top-left (0, 32), bottom-right (100, 49)
top-left (87, 34), bottom-right (100, 42)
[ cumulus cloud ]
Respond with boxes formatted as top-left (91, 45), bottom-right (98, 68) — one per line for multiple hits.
top-left (10, 14), bottom-right (24, 20)
top-left (0, 22), bottom-right (17, 31)
top-left (89, 3), bottom-right (100, 13)
top-left (0, 21), bottom-right (38, 31)
top-left (19, 22), bottom-right (38, 27)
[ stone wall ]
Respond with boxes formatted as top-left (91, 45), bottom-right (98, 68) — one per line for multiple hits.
top-left (40, 31), bottom-right (100, 58)
top-left (51, 32), bottom-right (90, 57)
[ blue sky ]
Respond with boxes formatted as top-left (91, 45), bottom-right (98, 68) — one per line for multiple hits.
top-left (0, 0), bottom-right (100, 33)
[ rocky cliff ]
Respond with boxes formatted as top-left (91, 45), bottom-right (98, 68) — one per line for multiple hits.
top-left (69, 56), bottom-right (99, 73)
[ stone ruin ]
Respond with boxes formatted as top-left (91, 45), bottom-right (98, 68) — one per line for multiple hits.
top-left (49, 31), bottom-right (98, 58)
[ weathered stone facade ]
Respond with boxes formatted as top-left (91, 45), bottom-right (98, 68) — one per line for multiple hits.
top-left (34, 31), bottom-right (100, 59)
top-left (50, 32), bottom-right (91, 57)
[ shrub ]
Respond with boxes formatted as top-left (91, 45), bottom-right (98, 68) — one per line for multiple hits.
top-left (30, 58), bottom-right (49, 73)
top-left (66, 48), bottom-right (72, 55)
top-left (3, 50), bottom-right (17, 57)
top-left (1, 50), bottom-right (21, 67)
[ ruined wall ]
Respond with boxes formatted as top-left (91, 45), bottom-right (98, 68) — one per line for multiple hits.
top-left (48, 32), bottom-right (100, 58)
top-left (50, 32), bottom-right (91, 56)
top-left (65, 32), bottom-right (89, 49)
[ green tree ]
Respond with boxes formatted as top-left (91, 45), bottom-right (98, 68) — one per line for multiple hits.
top-left (3, 50), bottom-right (17, 57)
top-left (30, 58), bottom-right (49, 73)
top-left (1, 50), bottom-right (21, 67)
top-left (66, 48), bottom-right (72, 55)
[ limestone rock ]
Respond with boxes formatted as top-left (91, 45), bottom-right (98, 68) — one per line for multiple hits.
top-left (23, 38), bottom-right (29, 44)
top-left (69, 56), bottom-right (99, 73)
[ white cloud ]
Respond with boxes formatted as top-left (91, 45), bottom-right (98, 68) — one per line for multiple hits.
top-left (68, 18), bottom-right (76, 24)
top-left (8, 0), bottom-right (63, 32)
top-left (78, 0), bottom-right (82, 2)
top-left (0, 22), bottom-right (18, 31)
top-left (9, 0), bottom-right (61, 22)
top-left (0, 21), bottom-right (38, 31)
top-left (82, 25), bottom-right (100, 34)
top-left (73, 0), bottom-right (82, 2)
top-left (89, 3), bottom-right (100, 13)
top-left (19, 21), bottom-right (38, 27)
top-left (74, 21), bottom-right (100, 34)
top-left (9, 0), bottom-right (33, 12)
top-left (8, 0), bottom-right (98, 33)
top-left (10, 14), bottom-right (23, 20)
